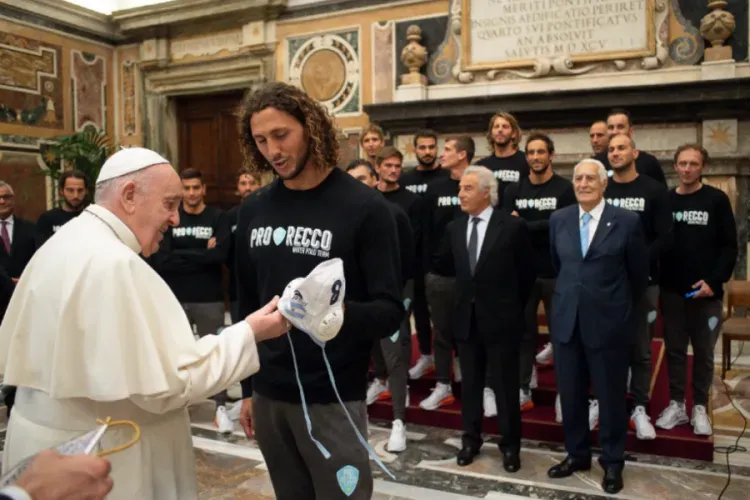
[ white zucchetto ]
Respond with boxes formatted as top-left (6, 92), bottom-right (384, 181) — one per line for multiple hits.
top-left (96, 147), bottom-right (170, 184)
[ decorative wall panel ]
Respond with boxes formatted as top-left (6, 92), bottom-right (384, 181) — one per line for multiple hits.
top-left (72, 50), bottom-right (106, 131)
top-left (0, 31), bottom-right (63, 128)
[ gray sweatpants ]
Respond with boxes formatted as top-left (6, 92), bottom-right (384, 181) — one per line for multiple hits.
top-left (629, 285), bottom-right (659, 407)
top-left (520, 278), bottom-right (555, 392)
top-left (371, 280), bottom-right (414, 420)
top-left (253, 392), bottom-right (373, 500)
top-left (660, 291), bottom-right (723, 406)
top-left (183, 301), bottom-right (228, 406)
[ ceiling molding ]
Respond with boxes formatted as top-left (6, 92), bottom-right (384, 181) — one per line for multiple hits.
top-left (112, 0), bottom-right (287, 40)
top-left (0, 0), bottom-right (287, 44)
top-left (0, 0), bottom-right (120, 42)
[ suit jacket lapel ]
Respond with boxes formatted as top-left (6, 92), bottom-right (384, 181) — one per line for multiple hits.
top-left (565, 208), bottom-right (584, 260)
top-left (474, 210), bottom-right (501, 273)
top-left (587, 203), bottom-right (616, 257)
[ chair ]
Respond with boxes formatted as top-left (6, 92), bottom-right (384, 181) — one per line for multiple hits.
top-left (721, 280), bottom-right (750, 379)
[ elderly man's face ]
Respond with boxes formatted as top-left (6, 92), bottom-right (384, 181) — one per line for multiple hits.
top-left (573, 162), bottom-right (606, 207)
top-left (134, 164), bottom-right (182, 257)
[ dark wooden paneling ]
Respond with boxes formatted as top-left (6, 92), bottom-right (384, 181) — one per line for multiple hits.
top-left (176, 91), bottom-right (245, 211)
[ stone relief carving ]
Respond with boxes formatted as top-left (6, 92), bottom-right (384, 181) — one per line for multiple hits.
top-left (700, 0), bottom-right (736, 61)
top-left (669, 0), bottom-right (705, 65)
top-left (446, 0), bottom-right (671, 83)
top-left (400, 25), bottom-right (428, 85)
top-left (287, 29), bottom-right (361, 116)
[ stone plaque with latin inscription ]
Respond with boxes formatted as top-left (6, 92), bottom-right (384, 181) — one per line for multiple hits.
top-left (462, 0), bottom-right (655, 70)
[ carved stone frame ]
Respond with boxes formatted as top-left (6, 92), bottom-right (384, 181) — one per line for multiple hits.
top-left (454, 0), bottom-right (669, 81)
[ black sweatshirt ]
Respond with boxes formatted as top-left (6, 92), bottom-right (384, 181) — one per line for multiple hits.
top-left (604, 174), bottom-right (673, 285)
top-left (36, 208), bottom-right (81, 248)
top-left (475, 150), bottom-right (530, 203)
top-left (422, 175), bottom-right (462, 273)
top-left (502, 174), bottom-right (576, 278)
top-left (226, 204), bottom-right (241, 302)
top-left (236, 168), bottom-right (404, 404)
top-left (595, 150), bottom-right (666, 186)
top-left (380, 193), bottom-right (415, 285)
top-left (151, 205), bottom-right (230, 303)
top-left (660, 184), bottom-right (738, 300)
top-left (400, 167), bottom-right (450, 195)
top-left (381, 187), bottom-right (423, 276)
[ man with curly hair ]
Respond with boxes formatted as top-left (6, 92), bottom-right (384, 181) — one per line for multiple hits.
top-left (234, 82), bottom-right (404, 500)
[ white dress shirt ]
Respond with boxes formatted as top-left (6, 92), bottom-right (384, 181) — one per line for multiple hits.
top-left (1, 215), bottom-right (14, 245)
top-left (578, 198), bottom-right (606, 248)
top-left (466, 205), bottom-right (493, 264)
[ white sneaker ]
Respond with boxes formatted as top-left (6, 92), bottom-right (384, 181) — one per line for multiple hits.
top-left (366, 379), bottom-right (389, 406)
top-left (453, 357), bottom-right (462, 383)
top-left (555, 393), bottom-right (563, 423)
top-left (387, 419), bottom-right (407, 452)
top-left (215, 406), bottom-right (234, 434)
top-left (409, 355), bottom-right (434, 380)
top-left (226, 401), bottom-right (241, 421)
top-left (630, 406), bottom-right (656, 440)
top-left (519, 389), bottom-right (534, 412)
top-left (484, 387), bottom-right (498, 417)
top-left (419, 382), bottom-right (454, 410)
top-left (655, 400), bottom-right (689, 430)
top-left (588, 400), bottom-right (599, 430)
top-left (692, 405), bottom-right (713, 436)
top-left (536, 343), bottom-right (553, 365)
top-left (529, 365), bottom-right (538, 389)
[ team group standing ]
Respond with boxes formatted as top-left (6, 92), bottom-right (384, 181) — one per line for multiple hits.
top-left (0, 82), bottom-right (738, 499)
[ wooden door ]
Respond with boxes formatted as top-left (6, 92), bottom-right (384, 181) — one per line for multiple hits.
top-left (176, 91), bottom-right (246, 211)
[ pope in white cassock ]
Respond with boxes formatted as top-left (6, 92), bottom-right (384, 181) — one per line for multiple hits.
top-left (0, 148), bottom-right (289, 499)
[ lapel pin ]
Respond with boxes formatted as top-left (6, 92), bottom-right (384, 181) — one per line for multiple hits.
top-left (607, 222), bottom-right (611, 227)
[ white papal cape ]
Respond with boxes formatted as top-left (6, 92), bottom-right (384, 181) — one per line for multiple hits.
top-left (0, 204), bottom-right (261, 499)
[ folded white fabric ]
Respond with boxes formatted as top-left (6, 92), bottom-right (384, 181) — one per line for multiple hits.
top-left (278, 258), bottom-right (345, 343)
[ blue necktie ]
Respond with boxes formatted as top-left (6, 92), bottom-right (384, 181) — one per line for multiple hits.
top-left (580, 212), bottom-right (592, 256)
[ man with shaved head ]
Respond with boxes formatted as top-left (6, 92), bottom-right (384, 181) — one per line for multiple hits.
top-left (0, 147), bottom-right (289, 500)
top-left (604, 133), bottom-right (672, 441)
top-left (589, 121), bottom-right (608, 155)
top-left (548, 158), bottom-right (648, 494)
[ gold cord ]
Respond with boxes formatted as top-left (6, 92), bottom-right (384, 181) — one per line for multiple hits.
top-left (94, 417), bottom-right (141, 457)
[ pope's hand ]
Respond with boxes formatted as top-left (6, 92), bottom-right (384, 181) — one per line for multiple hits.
top-left (245, 296), bottom-right (290, 342)
top-left (15, 450), bottom-right (113, 500)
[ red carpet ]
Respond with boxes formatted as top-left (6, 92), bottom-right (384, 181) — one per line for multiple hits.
top-left (368, 331), bottom-right (714, 462)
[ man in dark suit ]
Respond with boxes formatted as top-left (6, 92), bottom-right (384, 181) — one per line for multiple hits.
top-left (0, 181), bottom-right (36, 417)
top-left (548, 159), bottom-right (649, 494)
top-left (434, 165), bottom-right (535, 472)
top-left (0, 181), bottom-right (37, 281)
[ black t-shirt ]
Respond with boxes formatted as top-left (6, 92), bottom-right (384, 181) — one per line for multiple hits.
top-left (152, 205), bottom-right (230, 303)
top-left (475, 150), bottom-right (530, 203)
top-left (595, 150), bottom-right (666, 186)
top-left (235, 168), bottom-right (404, 404)
top-left (660, 184), bottom-right (738, 299)
top-left (227, 204), bottom-right (241, 302)
top-left (382, 196), bottom-right (414, 285)
top-left (36, 207), bottom-right (81, 248)
top-left (422, 176), bottom-right (462, 273)
top-left (399, 167), bottom-right (450, 196)
top-left (502, 174), bottom-right (576, 278)
top-left (381, 187), bottom-right (423, 274)
top-left (604, 175), bottom-right (673, 284)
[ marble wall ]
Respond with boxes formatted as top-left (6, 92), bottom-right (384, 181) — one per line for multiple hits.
top-left (0, 18), bottom-right (115, 219)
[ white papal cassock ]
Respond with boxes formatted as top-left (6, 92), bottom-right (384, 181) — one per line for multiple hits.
top-left (0, 203), bottom-right (261, 499)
